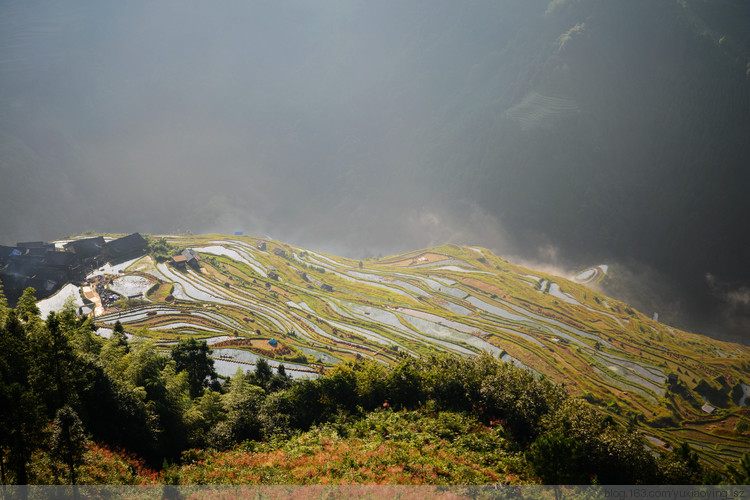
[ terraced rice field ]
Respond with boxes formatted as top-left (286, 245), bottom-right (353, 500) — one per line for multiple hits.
top-left (50, 234), bottom-right (750, 464)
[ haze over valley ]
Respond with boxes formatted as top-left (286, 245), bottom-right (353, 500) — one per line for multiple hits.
top-left (1, 0), bottom-right (749, 342)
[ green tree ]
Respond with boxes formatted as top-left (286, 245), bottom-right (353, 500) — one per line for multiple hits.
top-left (29, 311), bottom-right (79, 412)
top-left (50, 406), bottom-right (87, 485)
top-left (527, 431), bottom-right (587, 488)
top-left (209, 369), bottom-right (265, 448)
top-left (726, 453), bottom-right (750, 485)
top-left (147, 237), bottom-right (182, 263)
top-left (0, 310), bottom-right (43, 484)
top-left (658, 442), bottom-right (704, 484)
top-left (735, 419), bottom-right (749, 436)
top-left (479, 361), bottom-right (564, 444)
top-left (540, 398), bottom-right (658, 484)
top-left (385, 358), bottom-right (425, 409)
top-left (268, 364), bottom-right (292, 393)
top-left (185, 390), bottom-right (227, 448)
top-left (111, 320), bottom-right (128, 351)
top-left (353, 360), bottom-right (389, 410)
top-left (151, 364), bottom-right (192, 459)
top-left (249, 357), bottom-right (274, 391)
top-left (528, 431), bottom-right (587, 486)
top-left (16, 287), bottom-right (40, 323)
top-left (319, 363), bottom-right (359, 417)
top-left (171, 338), bottom-right (217, 398)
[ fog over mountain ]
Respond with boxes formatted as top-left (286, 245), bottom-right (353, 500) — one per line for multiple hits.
top-left (1, 1), bottom-right (749, 342)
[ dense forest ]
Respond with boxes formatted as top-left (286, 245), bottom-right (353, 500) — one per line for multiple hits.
top-left (2, 285), bottom-right (749, 485)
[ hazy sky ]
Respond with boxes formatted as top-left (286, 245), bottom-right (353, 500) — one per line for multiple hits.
top-left (2, 0), bottom-right (749, 341)
top-left (0, 1), bottom-right (545, 253)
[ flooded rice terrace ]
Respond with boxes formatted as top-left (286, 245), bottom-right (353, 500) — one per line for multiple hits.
top-left (109, 275), bottom-right (154, 298)
top-left (37, 283), bottom-right (84, 319)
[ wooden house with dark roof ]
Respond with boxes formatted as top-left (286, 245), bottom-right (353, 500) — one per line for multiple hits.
top-left (0, 245), bottom-right (14, 266)
top-left (171, 249), bottom-right (201, 270)
top-left (65, 237), bottom-right (105, 258)
top-left (17, 241), bottom-right (55, 250)
top-left (170, 254), bottom-right (188, 269)
top-left (27, 246), bottom-right (52, 256)
top-left (45, 251), bottom-right (76, 268)
top-left (5, 253), bottom-right (45, 277)
top-left (182, 249), bottom-right (200, 268)
top-left (102, 233), bottom-right (148, 262)
top-left (33, 267), bottom-right (69, 289)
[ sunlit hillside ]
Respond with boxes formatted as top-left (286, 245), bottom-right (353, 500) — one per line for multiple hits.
top-left (38, 233), bottom-right (750, 470)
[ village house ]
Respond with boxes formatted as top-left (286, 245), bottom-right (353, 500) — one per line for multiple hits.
top-left (64, 236), bottom-right (105, 258)
top-left (102, 233), bottom-right (148, 262)
top-left (171, 249), bottom-right (200, 269)
top-left (181, 249), bottom-right (200, 268)
top-left (170, 255), bottom-right (189, 269)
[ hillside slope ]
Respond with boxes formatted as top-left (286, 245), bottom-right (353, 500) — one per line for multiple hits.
top-left (42, 233), bottom-right (750, 469)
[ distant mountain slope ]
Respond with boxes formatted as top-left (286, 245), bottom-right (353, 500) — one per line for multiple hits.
top-left (45, 233), bottom-right (750, 468)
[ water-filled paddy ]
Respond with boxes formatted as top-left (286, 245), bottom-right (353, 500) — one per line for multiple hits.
top-left (110, 275), bottom-right (154, 298)
top-left (87, 257), bottom-right (143, 278)
top-left (286, 301), bottom-right (316, 314)
top-left (37, 284), bottom-right (83, 319)
top-left (575, 269), bottom-right (596, 281)
top-left (410, 259), bottom-right (473, 269)
top-left (739, 383), bottom-right (750, 407)
top-left (211, 348), bottom-right (317, 379)
top-left (98, 307), bottom-right (181, 324)
top-left (337, 301), bottom-right (414, 333)
top-left (466, 296), bottom-right (528, 322)
top-left (433, 266), bottom-right (492, 274)
top-left (198, 245), bottom-right (267, 277)
top-left (440, 300), bottom-right (472, 315)
top-left (151, 322), bottom-right (224, 333)
top-left (298, 346), bottom-right (341, 364)
top-left (548, 283), bottom-right (581, 305)
top-left (592, 366), bottom-right (657, 403)
top-left (326, 318), bottom-right (398, 347)
top-left (494, 298), bottom-right (614, 347)
top-left (423, 279), bottom-right (466, 298)
top-left (593, 354), bottom-right (665, 397)
top-left (156, 263), bottom-right (235, 305)
top-left (399, 312), bottom-right (500, 356)
top-left (596, 351), bottom-right (665, 384)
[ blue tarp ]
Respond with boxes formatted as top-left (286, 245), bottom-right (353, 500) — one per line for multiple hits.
top-left (268, 339), bottom-right (278, 347)
top-left (10, 249), bottom-right (22, 256)
top-left (234, 231), bottom-right (244, 235)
